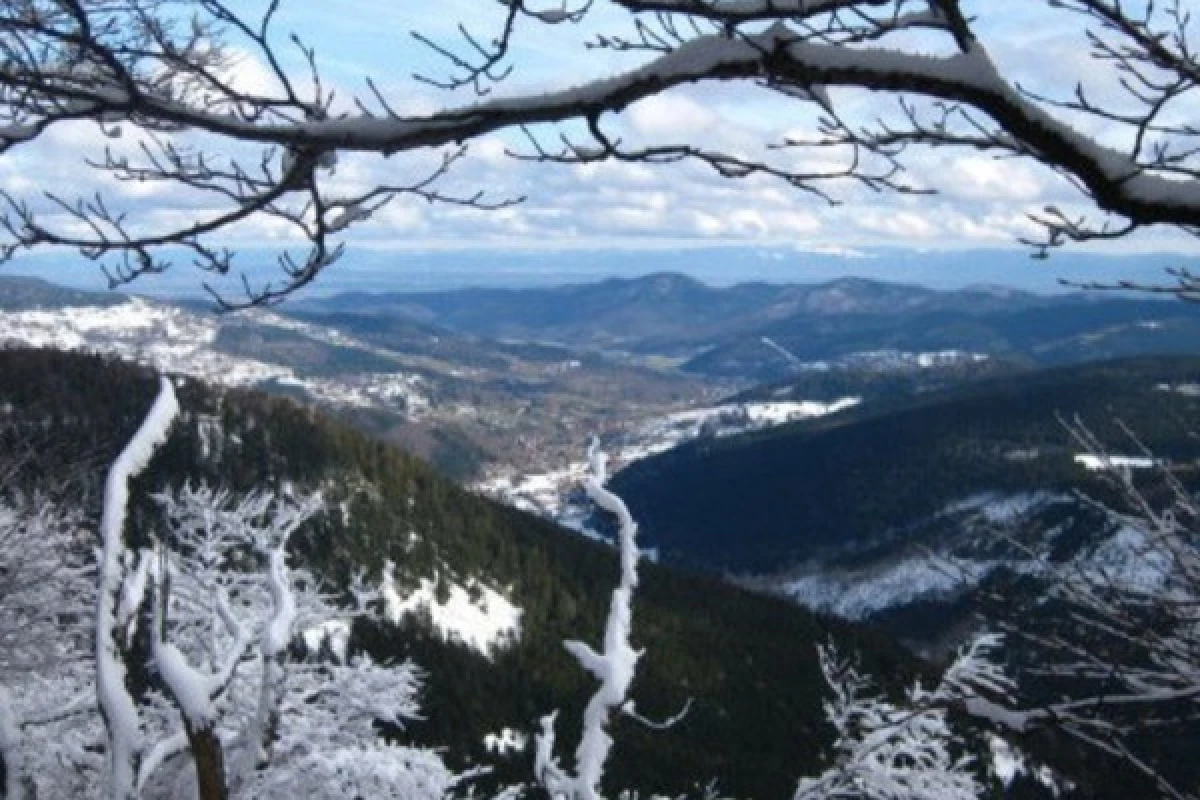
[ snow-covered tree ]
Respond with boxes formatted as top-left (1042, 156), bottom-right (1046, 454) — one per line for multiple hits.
top-left (0, 497), bottom-right (101, 800)
top-left (3, 2), bottom-right (1200, 304)
top-left (970, 419), bottom-right (1200, 800)
top-left (796, 634), bottom-right (1014, 800)
top-left (0, 376), bottom-right (465, 799)
top-left (139, 483), bottom-right (458, 800)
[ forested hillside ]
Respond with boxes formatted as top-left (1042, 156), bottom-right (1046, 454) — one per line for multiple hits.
top-left (612, 356), bottom-right (1200, 574)
top-left (0, 347), bottom-right (918, 799)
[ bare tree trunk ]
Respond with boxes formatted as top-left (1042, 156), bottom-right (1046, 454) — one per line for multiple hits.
top-left (184, 723), bottom-right (228, 800)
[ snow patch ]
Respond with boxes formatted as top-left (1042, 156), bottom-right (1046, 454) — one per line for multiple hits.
top-left (1073, 453), bottom-right (1159, 471)
top-left (1075, 526), bottom-right (1174, 594)
top-left (483, 728), bottom-right (528, 755)
top-left (381, 563), bottom-right (522, 658)
top-left (782, 557), bottom-right (998, 620)
top-left (1157, 382), bottom-right (1200, 397)
top-left (986, 733), bottom-right (1068, 796)
top-left (301, 619), bottom-right (352, 662)
top-left (942, 491), bottom-right (1070, 524)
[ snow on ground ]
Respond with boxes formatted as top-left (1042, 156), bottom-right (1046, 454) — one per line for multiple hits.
top-left (1075, 525), bottom-right (1175, 594)
top-left (778, 492), bottom-right (1072, 620)
top-left (941, 491), bottom-right (1071, 525)
top-left (781, 557), bottom-right (999, 620)
top-left (477, 461), bottom-right (592, 519)
top-left (0, 299), bottom-right (429, 416)
top-left (777, 491), bottom-right (1067, 619)
top-left (661, 398), bottom-right (861, 430)
top-left (483, 728), bottom-right (528, 755)
top-left (1073, 453), bottom-right (1159, 471)
top-left (381, 562), bottom-right (522, 658)
top-left (1157, 382), bottom-right (1200, 397)
top-left (788, 349), bottom-right (989, 373)
top-left (776, 487), bottom-right (1177, 624)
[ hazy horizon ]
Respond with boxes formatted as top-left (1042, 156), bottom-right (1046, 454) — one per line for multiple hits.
top-left (6, 245), bottom-right (1199, 301)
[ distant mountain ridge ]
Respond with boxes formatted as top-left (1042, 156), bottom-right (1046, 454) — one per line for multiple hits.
top-left (299, 272), bottom-right (1200, 382)
top-left (0, 274), bottom-right (125, 310)
top-left (298, 272), bottom-right (1071, 350)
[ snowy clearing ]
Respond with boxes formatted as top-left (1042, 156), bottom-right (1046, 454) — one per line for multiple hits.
top-left (381, 564), bottom-right (522, 658)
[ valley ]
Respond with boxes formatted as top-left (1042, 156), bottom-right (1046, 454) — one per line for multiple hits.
top-left (2, 271), bottom-right (1198, 798)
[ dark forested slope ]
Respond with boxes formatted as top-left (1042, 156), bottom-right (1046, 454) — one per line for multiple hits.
top-left (612, 356), bottom-right (1200, 574)
top-left (0, 347), bottom-right (914, 799)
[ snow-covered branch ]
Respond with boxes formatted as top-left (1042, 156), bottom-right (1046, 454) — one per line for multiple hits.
top-left (0, 488), bottom-right (101, 798)
top-left (536, 438), bottom-right (644, 800)
top-left (979, 417), bottom-right (1200, 799)
top-left (96, 375), bottom-right (179, 800)
top-left (3, 2), bottom-right (1200, 301)
top-left (795, 634), bottom-right (1014, 800)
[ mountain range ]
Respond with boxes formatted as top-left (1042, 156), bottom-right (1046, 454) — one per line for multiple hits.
top-left (300, 272), bottom-right (1200, 383)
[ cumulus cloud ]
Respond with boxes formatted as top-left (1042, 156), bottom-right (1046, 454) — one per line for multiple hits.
top-left (950, 157), bottom-right (1043, 201)
top-left (627, 93), bottom-right (717, 137)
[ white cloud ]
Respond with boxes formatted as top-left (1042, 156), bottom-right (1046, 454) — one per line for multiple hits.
top-left (626, 93), bottom-right (717, 137)
top-left (951, 157), bottom-right (1043, 200)
top-left (856, 209), bottom-right (939, 239)
top-left (691, 210), bottom-right (727, 236)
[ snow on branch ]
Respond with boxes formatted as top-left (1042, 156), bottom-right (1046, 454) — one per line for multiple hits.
top-left (140, 480), bottom-right (461, 799)
top-left (0, 497), bottom-right (99, 799)
top-left (977, 416), bottom-right (1200, 799)
top-left (95, 375), bottom-right (179, 800)
top-left (795, 634), bottom-right (1013, 800)
top-left (536, 438), bottom-right (645, 800)
top-left (3, 2), bottom-right (1200, 301)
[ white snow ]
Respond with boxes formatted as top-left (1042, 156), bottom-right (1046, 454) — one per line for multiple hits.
top-left (941, 491), bottom-right (1070, 524)
top-left (0, 299), bottom-right (430, 417)
top-left (660, 398), bottom-right (861, 430)
top-left (986, 732), bottom-right (1026, 786)
top-left (1073, 453), bottom-right (1159, 471)
top-left (783, 557), bottom-right (998, 620)
top-left (779, 491), bottom-right (1078, 619)
top-left (483, 728), bottom-right (528, 755)
top-left (790, 349), bottom-right (989, 373)
top-left (1074, 526), bottom-right (1175, 594)
top-left (381, 563), bottom-right (522, 658)
top-left (152, 641), bottom-right (214, 726)
top-left (1157, 382), bottom-right (1200, 397)
top-left (301, 619), bottom-right (352, 661)
top-left (985, 733), bottom-right (1068, 796)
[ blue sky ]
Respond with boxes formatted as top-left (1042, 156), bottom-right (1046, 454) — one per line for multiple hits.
top-left (3, 2), bottom-right (1199, 295)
